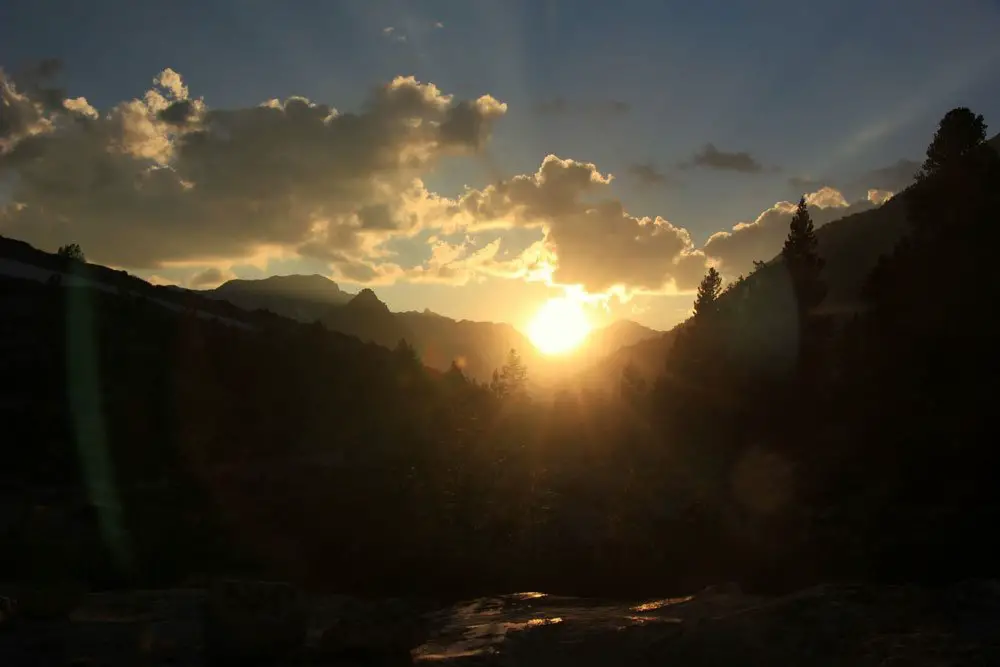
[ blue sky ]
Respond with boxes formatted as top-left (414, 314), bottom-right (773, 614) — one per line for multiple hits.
top-left (3, 0), bottom-right (1000, 329)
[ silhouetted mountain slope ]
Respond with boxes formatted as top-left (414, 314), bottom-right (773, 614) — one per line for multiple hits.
top-left (208, 274), bottom-right (351, 322)
top-left (592, 133), bottom-right (1000, 384)
top-left (583, 319), bottom-right (659, 360)
top-left (0, 246), bottom-right (502, 592)
top-left (395, 310), bottom-right (539, 383)
top-left (322, 288), bottom-right (415, 350)
top-left (0, 236), bottom-right (261, 329)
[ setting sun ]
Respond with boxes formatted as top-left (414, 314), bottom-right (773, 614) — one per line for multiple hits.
top-left (527, 297), bottom-right (592, 355)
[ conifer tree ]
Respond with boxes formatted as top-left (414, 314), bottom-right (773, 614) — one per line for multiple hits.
top-left (920, 107), bottom-right (986, 178)
top-left (782, 197), bottom-right (826, 318)
top-left (693, 267), bottom-right (722, 320)
top-left (490, 349), bottom-right (528, 399)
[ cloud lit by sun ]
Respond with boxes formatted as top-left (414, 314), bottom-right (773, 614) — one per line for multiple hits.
top-left (527, 297), bottom-right (592, 355)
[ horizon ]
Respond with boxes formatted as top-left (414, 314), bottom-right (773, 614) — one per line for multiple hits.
top-left (3, 0), bottom-right (1000, 334)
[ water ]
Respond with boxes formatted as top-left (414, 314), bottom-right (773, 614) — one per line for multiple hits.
top-left (413, 591), bottom-right (694, 662)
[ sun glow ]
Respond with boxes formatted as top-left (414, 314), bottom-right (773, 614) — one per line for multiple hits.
top-left (527, 297), bottom-right (592, 355)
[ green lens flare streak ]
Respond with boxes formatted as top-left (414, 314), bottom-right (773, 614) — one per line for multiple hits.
top-left (66, 283), bottom-right (132, 571)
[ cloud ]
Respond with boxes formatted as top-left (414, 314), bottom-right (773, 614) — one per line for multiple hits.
top-left (1, 68), bottom-right (53, 148)
top-left (534, 97), bottom-right (631, 118)
top-left (443, 155), bottom-right (708, 295)
top-left (62, 97), bottom-right (99, 119)
top-left (703, 186), bottom-right (888, 278)
top-left (382, 26), bottom-right (407, 42)
top-left (0, 64), bottom-right (913, 302)
top-left (681, 143), bottom-right (765, 173)
top-left (627, 162), bottom-right (673, 188)
top-left (189, 266), bottom-right (235, 288)
top-left (867, 188), bottom-right (894, 205)
top-left (406, 235), bottom-right (556, 286)
top-left (0, 69), bottom-right (507, 276)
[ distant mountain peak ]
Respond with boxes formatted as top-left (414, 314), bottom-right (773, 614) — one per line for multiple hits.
top-left (215, 273), bottom-right (344, 296)
top-left (604, 318), bottom-right (657, 334)
top-left (347, 288), bottom-right (389, 312)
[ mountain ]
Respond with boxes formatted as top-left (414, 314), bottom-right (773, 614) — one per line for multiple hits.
top-left (322, 288), bottom-right (415, 350)
top-left (395, 309), bottom-right (539, 382)
top-left (208, 273), bottom-right (352, 322)
top-left (581, 319), bottom-right (659, 360)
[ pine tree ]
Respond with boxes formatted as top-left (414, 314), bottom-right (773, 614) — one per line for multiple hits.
top-left (911, 107), bottom-right (996, 242)
top-left (781, 197), bottom-right (826, 318)
top-left (920, 107), bottom-right (986, 178)
top-left (693, 267), bottom-right (722, 319)
top-left (392, 339), bottom-right (421, 370)
top-left (491, 349), bottom-right (528, 399)
top-left (499, 349), bottom-right (527, 395)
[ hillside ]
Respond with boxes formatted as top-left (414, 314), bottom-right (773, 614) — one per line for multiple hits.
top-left (587, 132), bottom-right (1000, 385)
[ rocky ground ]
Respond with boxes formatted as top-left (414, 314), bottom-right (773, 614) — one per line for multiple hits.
top-left (2, 580), bottom-right (999, 665)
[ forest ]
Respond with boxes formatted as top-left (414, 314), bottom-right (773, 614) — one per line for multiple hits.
top-left (1, 107), bottom-right (999, 601)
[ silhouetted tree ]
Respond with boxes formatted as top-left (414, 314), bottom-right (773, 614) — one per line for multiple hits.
top-left (911, 107), bottom-right (997, 243)
top-left (919, 107), bottom-right (987, 178)
top-left (57, 243), bottom-right (85, 262)
top-left (693, 267), bottom-right (722, 320)
top-left (393, 338), bottom-right (420, 366)
top-left (781, 197), bottom-right (825, 318)
top-left (491, 348), bottom-right (527, 399)
top-left (445, 360), bottom-right (468, 386)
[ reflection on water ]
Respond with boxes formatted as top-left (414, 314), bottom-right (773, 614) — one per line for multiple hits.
top-left (630, 595), bottom-right (694, 612)
top-left (413, 592), bottom-right (687, 662)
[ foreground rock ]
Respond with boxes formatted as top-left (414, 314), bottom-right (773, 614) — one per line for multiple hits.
top-left (490, 582), bottom-right (1000, 666)
top-left (2, 581), bottom-right (1000, 665)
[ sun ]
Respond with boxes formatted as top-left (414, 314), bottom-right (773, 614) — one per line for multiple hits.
top-left (527, 297), bottom-right (592, 355)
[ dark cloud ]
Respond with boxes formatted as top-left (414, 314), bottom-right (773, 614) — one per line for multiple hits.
top-left (534, 97), bottom-right (631, 118)
top-left (627, 162), bottom-right (673, 188)
top-left (0, 69), bottom-right (506, 273)
top-left (681, 143), bottom-right (765, 173)
top-left (158, 99), bottom-right (198, 125)
top-left (11, 59), bottom-right (66, 111)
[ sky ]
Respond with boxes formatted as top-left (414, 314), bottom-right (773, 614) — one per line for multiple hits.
top-left (2, 0), bottom-right (999, 331)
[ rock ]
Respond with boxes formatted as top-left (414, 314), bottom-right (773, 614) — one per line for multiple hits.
top-left (204, 579), bottom-right (306, 665)
top-left (313, 600), bottom-right (429, 665)
top-left (3, 581), bottom-right (87, 620)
